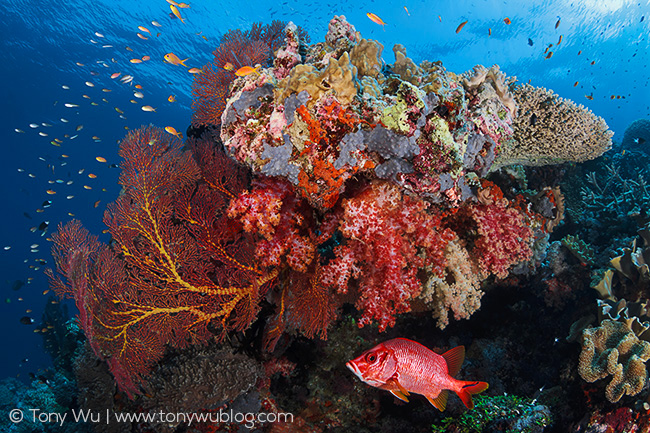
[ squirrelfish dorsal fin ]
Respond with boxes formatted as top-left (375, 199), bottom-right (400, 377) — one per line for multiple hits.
top-left (427, 390), bottom-right (449, 411)
top-left (442, 346), bottom-right (465, 376)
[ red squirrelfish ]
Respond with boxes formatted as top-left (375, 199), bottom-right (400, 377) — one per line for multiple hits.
top-left (346, 338), bottom-right (488, 411)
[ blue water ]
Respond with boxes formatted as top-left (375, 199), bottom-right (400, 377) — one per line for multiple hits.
top-left (0, 0), bottom-right (648, 381)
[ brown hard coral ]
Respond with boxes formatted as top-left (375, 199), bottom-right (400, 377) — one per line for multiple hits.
top-left (578, 319), bottom-right (650, 403)
top-left (494, 83), bottom-right (613, 168)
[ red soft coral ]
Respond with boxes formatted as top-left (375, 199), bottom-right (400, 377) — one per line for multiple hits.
top-left (451, 202), bottom-right (534, 279)
top-left (228, 176), bottom-right (339, 349)
top-left (228, 177), bottom-right (315, 272)
top-left (321, 181), bottom-right (455, 331)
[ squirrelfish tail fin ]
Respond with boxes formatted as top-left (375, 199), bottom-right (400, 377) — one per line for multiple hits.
top-left (441, 345), bottom-right (465, 376)
top-left (456, 381), bottom-right (489, 409)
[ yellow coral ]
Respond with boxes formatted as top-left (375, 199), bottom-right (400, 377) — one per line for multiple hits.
top-left (276, 51), bottom-right (358, 108)
top-left (381, 81), bottom-right (426, 135)
top-left (350, 38), bottom-right (384, 79)
top-left (420, 238), bottom-right (484, 329)
top-left (392, 44), bottom-right (421, 85)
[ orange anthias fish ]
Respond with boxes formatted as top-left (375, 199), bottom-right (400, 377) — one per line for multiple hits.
top-left (235, 65), bottom-right (260, 76)
top-left (170, 4), bottom-right (186, 23)
top-left (164, 126), bottom-right (183, 139)
top-left (367, 12), bottom-right (386, 30)
top-left (164, 52), bottom-right (189, 66)
top-left (347, 338), bottom-right (488, 411)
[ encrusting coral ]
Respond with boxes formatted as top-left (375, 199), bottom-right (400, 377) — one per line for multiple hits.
top-left (222, 17), bottom-right (610, 210)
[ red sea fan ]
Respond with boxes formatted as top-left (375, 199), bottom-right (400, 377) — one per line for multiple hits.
top-left (213, 29), bottom-right (270, 69)
top-left (247, 20), bottom-right (287, 53)
top-left (192, 21), bottom-right (310, 128)
top-left (192, 32), bottom-right (269, 128)
top-left (191, 62), bottom-right (233, 128)
top-left (227, 176), bottom-right (340, 350)
top-left (47, 127), bottom-right (275, 396)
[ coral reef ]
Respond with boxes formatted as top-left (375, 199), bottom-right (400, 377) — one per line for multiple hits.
top-left (320, 180), bottom-right (456, 330)
top-left (221, 16), bottom-right (611, 209)
top-left (450, 200), bottom-right (534, 279)
top-left (47, 127), bottom-right (275, 396)
top-left (609, 216), bottom-right (650, 293)
top-left (581, 162), bottom-right (650, 220)
top-left (44, 18), bottom-right (620, 431)
top-left (419, 238), bottom-right (484, 329)
top-left (192, 21), bottom-right (310, 128)
top-left (431, 394), bottom-right (553, 433)
top-left (139, 344), bottom-right (262, 432)
top-left (73, 343), bottom-right (124, 433)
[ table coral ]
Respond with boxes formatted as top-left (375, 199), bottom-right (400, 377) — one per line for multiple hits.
top-left (496, 83), bottom-right (613, 168)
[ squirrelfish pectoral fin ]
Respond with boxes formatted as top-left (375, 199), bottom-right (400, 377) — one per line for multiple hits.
top-left (385, 377), bottom-right (410, 402)
top-left (389, 389), bottom-right (409, 402)
top-left (441, 345), bottom-right (465, 376)
top-left (427, 390), bottom-right (448, 411)
top-left (394, 378), bottom-right (410, 397)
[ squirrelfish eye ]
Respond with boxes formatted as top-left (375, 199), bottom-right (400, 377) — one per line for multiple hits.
top-left (365, 352), bottom-right (377, 363)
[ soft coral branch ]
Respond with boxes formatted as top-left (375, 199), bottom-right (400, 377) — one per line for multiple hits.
top-left (321, 181), bottom-right (455, 331)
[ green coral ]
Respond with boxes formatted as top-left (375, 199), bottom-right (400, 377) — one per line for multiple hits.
top-left (381, 81), bottom-right (426, 134)
top-left (561, 234), bottom-right (595, 265)
top-left (431, 394), bottom-right (553, 433)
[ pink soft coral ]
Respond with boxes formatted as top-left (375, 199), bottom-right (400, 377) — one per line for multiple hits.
top-left (452, 202), bottom-right (533, 279)
top-left (228, 177), bottom-right (315, 273)
top-left (321, 181), bottom-right (455, 331)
